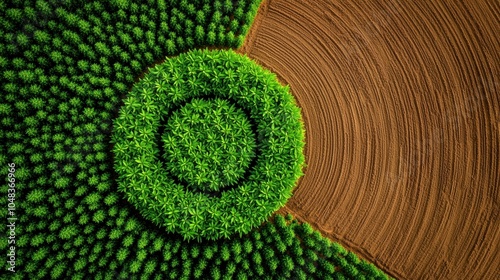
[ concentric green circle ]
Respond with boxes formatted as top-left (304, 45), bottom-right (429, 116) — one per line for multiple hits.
top-left (162, 98), bottom-right (256, 192)
top-left (112, 49), bottom-right (305, 240)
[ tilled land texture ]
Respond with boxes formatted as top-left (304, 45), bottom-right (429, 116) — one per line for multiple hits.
top-left (241, 0), bottom-right (500, 279)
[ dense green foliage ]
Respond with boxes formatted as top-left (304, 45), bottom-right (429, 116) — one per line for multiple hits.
top-left (0, 0), bottom-right (389, 278)
top-left (162, 98), bottom-right (256, 192)
top-left (112, 49), bottom-right (305, 241)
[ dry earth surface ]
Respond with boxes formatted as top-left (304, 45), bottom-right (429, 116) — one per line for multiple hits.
top-left (240, 0), bottom-right (500, 279)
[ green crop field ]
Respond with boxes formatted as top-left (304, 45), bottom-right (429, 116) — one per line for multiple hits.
top-left (0, 0), bottom-right (390, 279)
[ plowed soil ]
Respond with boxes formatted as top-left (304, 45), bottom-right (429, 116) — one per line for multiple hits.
top-left (240, 0), bottom-right (500, 279)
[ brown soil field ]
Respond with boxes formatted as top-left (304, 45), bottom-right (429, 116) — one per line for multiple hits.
top-left (240, 0), bottom-right (500, 279)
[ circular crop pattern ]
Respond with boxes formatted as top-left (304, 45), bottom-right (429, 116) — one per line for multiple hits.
top-left (112, 49), bottom-right (305, 240)
top-left (163, 98), bottom-right (256, 192)
top-left (0, 1), bottom-right (390, 278)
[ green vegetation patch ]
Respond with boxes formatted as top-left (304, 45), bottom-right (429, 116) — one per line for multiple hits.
top-left (0, 0), bottom-right (390, 278)
top-left (163, 98), bottom-right (256, 192)
top-left (112, 49), bottom-right (306, 241)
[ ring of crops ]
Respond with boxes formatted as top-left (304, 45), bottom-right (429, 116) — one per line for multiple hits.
top-left (112, 49), bottom-right (306, 241)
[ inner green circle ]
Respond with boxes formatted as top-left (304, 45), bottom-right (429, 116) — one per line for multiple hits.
top-left (162, 98), bottom-right (256, 192)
